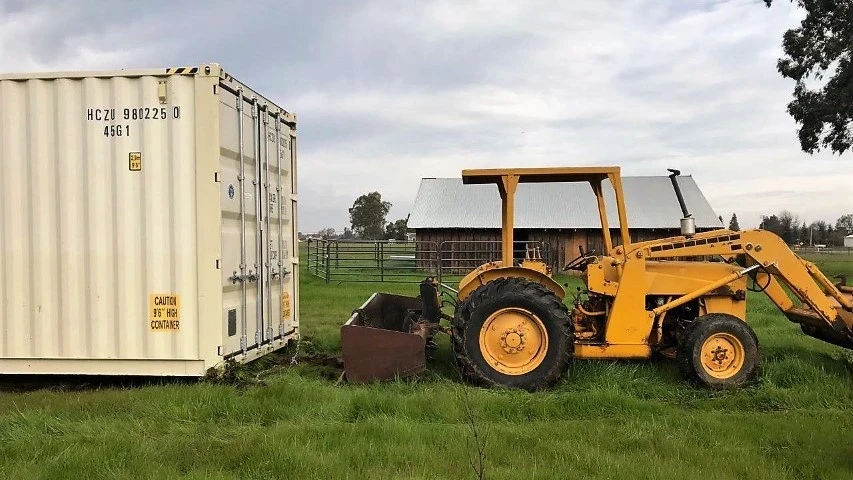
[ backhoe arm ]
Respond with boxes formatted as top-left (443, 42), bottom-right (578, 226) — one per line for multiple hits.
top-left (629, 229), bottom-right (853, 349)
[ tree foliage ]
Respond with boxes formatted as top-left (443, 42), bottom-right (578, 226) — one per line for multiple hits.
top-left (349, 192), bottom-right (392, 240)
top-left (807, 220), bottom-right (830, 245)
top-left (779, 210), bottom-right (800, 244)
top-left (837, 213), bottom-right (853, 233)
top-left (728, 213), bottom-right (741, 231)
top-left (316, 227), bottom-right (336, 239)
top-left (385, 218), bottom-right (409, 241)
top-left (765, 0), bottom-right (853, 155)
top-left (799, 222), bottom-right (810, 243)
top-left (759, 211), bottom-right (799, 244)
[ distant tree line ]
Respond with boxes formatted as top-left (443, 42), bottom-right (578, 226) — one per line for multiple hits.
top-left (727, 212), bottom-right (853, 246)
top-left (302, 191), bottom-right (410, 241)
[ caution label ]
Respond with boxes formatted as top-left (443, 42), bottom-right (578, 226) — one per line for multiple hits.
top-left (129, 152), bottom-right (142, 171)
top-left (282, 292), bottom-right (291, 319)
top-left (149, 293), bottom-right (181, 331)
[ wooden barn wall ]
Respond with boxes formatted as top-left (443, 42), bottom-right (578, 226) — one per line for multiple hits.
top-left (414, 228), bottom-right (716, 272)
top-left (415, 229), bottom-right (502, 273)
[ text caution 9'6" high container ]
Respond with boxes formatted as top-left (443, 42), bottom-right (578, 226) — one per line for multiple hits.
top-left (0, 63), bottom-right (299, 376)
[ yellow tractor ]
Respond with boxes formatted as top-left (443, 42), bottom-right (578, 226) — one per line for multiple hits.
top-left (341, 167), bottom-right (853, 390)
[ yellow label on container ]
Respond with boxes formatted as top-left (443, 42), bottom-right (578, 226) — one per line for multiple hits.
top-left (149, 294), bottom-right (181, 331)
top-left (282, 292), bottom-right (291, 319)
top-left (129, 152), bottom-right (142, 171)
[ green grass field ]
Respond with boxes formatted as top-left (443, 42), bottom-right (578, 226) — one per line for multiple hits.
top-left (1, 253), bottom-right (852, 479)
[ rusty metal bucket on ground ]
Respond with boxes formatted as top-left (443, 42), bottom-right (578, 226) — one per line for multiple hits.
top-left (341, 292), bottom-right (429, 383)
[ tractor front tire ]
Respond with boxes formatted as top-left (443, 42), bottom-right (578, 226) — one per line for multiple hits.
top-left (451, 277), bottom-right (572, 391)
top-left (677, 313), bottom-right (760, 390)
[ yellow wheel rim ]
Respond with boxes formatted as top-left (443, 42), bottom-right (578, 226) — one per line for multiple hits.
top-left (700, 333), bottom-right (745, 379)
top-left (478, 307), bottom-right (548, 376)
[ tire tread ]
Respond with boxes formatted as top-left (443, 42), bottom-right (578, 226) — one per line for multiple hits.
top-left (451, 277), bottom-right (573, 391)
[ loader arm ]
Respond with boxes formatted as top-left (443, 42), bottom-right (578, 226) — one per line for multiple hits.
top-left (624, 229), bottom-right (853, 349)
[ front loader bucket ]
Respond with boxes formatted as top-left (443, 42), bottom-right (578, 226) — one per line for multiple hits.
top-left (341, 293), bottom-right (428, 383)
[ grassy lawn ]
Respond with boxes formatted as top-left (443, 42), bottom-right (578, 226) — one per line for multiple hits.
top-left (1, 252), bottom-right (852, 479)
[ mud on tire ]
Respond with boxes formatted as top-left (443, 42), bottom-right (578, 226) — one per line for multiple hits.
top-left (451, 277), bottom-right (573, 391)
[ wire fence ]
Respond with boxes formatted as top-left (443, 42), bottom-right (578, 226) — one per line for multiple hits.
top-left (791, 246), bottom-right (853, 255)
top-left (305, 239), bottom-right (553, 284)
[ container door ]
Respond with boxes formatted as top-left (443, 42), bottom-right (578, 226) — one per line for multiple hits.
top-left (220, 88), bottom-right (261, 357)
top-left (275, 116), bottom-right (297, 338)
top-left (220, 88), bottom-right (296, 359)
top-left (250, 100), bottom-right (265, 350)
top-left (259, 108), bottom-right (277, 345)
top-left (287, 123), bottom-right (298, 334)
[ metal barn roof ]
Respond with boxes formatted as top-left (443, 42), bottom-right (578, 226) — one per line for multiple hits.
top-left (408, 175), bottom-right (723, 230)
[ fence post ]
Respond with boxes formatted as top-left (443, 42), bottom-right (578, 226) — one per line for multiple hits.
top-left (306, 239), bottom-right (312, 273)
top-left (324, 241), bottom-right (331, 284)
top-left (545, 242), bottom-right (552, 269)
top-left (335, 241), bottom-right (340, 269)
top-left (435, 241), bottom-right (442, 284)
top-left (380, 242), bottom-right (385, 282)
top-left (438, 241), bottom-right (446, 282)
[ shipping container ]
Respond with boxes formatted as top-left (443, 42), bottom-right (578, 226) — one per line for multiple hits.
top-left (0, 63), bottom-right (299, 376)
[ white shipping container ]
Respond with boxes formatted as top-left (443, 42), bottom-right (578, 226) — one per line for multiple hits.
top-left (0, 63), bottom-right (299, 376)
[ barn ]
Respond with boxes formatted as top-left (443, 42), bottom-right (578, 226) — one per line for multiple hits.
top-left (407, 174), bottom-right (723, 271)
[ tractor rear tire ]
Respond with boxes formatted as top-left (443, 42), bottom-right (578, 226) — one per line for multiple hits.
top-left (451, 277), bottom-right (572, 391)
top-left (677, 313), bottom-right (760, 390)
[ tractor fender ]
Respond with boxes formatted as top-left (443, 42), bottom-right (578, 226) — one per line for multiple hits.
top-left (457, 263), bottom-right (566, 302)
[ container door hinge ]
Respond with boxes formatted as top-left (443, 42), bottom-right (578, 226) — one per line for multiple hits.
top-left (214, 171), bottom-right (221, 183)
top-left (215, 259), bottom-right (221, 270)
top-left (217, 345), bottom-right (223, 356)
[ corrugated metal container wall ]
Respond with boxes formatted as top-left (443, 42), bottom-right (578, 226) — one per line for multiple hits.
top-left (0, 64), bottom-right (299, 376)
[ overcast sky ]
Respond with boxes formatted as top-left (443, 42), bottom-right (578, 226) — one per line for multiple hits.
top-left (1, 0), bottom-right (850, 233)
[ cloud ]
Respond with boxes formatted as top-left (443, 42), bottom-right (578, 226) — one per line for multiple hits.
top-left (1, 0), bottom-right (849, 232)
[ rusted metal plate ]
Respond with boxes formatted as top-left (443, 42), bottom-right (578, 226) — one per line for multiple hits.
top-left (341, 293), bottom-right (427, 383)
top-left (341, 325), bottom-right (427, 383)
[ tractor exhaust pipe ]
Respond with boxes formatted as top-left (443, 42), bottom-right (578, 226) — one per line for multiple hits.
top-left (668, 168), bottom-right (695, 237)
